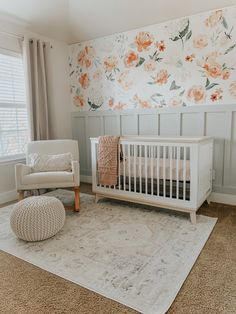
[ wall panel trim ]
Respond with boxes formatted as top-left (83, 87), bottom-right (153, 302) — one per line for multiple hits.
top-left (72, 104), bottom-right (236, 195)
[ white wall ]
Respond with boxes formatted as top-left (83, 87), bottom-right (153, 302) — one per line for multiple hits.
top-left (0, 18), bottom-right (71, 203)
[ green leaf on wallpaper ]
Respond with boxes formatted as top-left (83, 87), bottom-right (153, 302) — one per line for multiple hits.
top-left (224, 43), bottom-right (236, 55)
top-left (185, 30), bottom-right (192, 41)
top-left (206, 83), bottom-right (219, 90)
top-left (170, 80), bottom-right (181, 90)
top-left (179, 90), bottom-right (185, 96)
top-left (152, 93), bottom-right (163, 97)
top-left (69, 71), bottom-right (74, 76)
top-left (136, 57), bottom-right (145, 67)
top-left (88, 100), bottom-right (102, 111)
top-left (176, 59), bottom-right (183, 68)
top-left (129, 43), bottom-right (136, 49)
top-left (170, 36), bottom-right (179, 42)
top-left (222, 63), bottom-right (227, 70)
top-left (76, 88), bottom-right (80, 95)
top-left (221, 17), bottom-right (228, 29)
top-left (156, 57), bottom-right (163, 62)
top-left (147, 82), bottom-right (156, 85)
top-left (179, 19), bottom-right (189, 39)
top-left (153, 51), bottom-right (158, 57)
top-left (205, 78), bottom-right (210, 87)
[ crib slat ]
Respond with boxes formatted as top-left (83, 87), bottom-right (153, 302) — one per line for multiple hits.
top-left (176, 146), bottom-right (180, 200)
top-left (123, 144), bottom-right (126, 191)
top-left (157, 145), bottom-right (160, 196)
top-left (145, 145), bottom-right (148, 194)
top-left (183, 146), bottom-right (187, 200)
top-left (134, 144), bottom-right (137, 193)
top-left (139, 145), bottom-right (142, 193)
top-left (170, 146), bottom-right (173, 199)
top-left (128, 144), bottom-right (131, 192)
top-left (95, 143), bottom-right (101, 188)
top-left (151, 145), bottom-right (154, 195)
top-left (163, 146), bottom-right (166, 197)
top-left (118, 143), bottom-right (121, 190)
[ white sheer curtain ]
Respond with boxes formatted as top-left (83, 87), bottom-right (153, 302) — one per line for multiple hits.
top-left (23, 37), bottom-right (50, 140)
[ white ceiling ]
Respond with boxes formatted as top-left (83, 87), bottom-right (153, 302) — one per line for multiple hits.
top-left (0, 0), bottom-right (235, 44)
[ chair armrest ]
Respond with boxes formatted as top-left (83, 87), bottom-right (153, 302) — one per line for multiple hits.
top-left (15, 164), bottom-right (32, 190)
top-left (71, 160), bottom-right (80, 186)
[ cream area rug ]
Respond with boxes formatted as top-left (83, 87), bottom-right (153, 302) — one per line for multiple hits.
top-left (0, 191), bottom-right (217, 314)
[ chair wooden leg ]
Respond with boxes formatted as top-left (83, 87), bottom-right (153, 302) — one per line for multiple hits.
top-left (74, 186), bottom-right (80, 212)
top-left (18, 190), bottom-right (24, 201)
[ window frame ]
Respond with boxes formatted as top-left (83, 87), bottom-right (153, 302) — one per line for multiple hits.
top-left (0, 47), bottom-right (30, 163)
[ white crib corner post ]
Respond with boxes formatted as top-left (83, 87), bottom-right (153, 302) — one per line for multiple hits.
top-left (190, 144), bottom-right (199, 209)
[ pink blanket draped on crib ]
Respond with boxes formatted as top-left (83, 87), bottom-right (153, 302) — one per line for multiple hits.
top-left (98, 136), bottom-right (120, 186)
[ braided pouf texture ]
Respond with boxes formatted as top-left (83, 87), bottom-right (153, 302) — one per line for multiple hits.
top-left (10, 196), bottom-right (65, 241)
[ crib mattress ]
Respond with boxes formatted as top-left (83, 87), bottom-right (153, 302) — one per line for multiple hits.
top-left (120, 157), bottom-right (190, 181)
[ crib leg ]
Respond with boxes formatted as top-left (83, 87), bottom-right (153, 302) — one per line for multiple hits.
top-left (190, 212), bottom-right (197, 224)
top-left (95, 194), bottom-right (100, 204)
top-left (206, 198), bottom-right (211, 205)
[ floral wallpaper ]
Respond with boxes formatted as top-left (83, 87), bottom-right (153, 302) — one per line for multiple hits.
top-left (69, 6), bottom-right (236, 111)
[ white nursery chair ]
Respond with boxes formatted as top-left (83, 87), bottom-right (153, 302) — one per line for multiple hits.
top-left (15, 140), bottom-right (80, 211)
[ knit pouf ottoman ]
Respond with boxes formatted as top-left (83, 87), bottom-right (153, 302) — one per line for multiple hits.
top-left (10, 196), bottom-right (65, 241)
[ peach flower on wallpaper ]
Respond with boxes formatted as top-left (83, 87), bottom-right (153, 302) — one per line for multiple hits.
top-left (205, 10), bottom-right (223, 27)
top-left (187, 85), bottom-right (206, 104)
top-left (156, 40), bottom-right (166, 52)
top-left (77, 46), bottom-right (95, 68)
top-left (93, 70), bottom-right (102, 80)
top-left (203, 61), bottom-right (222, 79)
top-left (229, 81), bottom-right (236, 98)
top-left (185, 54), bottom-right (195, 62)
top-left (103, 56), bottom-right (118, 72)
top-left (144, 60), bottom-right (156, 72)
top-left (133, 94), bottom-right (152, 109)
top-left (118, 71), bottom-right (133, 90)
top-left (193, 35), bottom-right (208, 49)
top-left (222, 69), bottom-right (230, 80)
top-left (168, 97), bottom-right (184, 107)
top-left (154, 70), bottom-right (169, 85)
top-left (210, 88), bottom-right (223, 102)
top-left (135, 31), bottom-right (154, 52)
top-left (79, 73), bottom-right (90, 89)
top-left (124, 51), bottom-right (139, 67)
top-left (108, 97), bottom-right (127, 110)
top-left (73, 95), bottom-right (85, 107)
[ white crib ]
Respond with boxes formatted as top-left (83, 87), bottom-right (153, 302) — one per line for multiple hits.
top-left (90, 136), bottom-right (213, 223)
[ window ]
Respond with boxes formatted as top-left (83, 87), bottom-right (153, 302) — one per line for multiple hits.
top-left (0, 49), bottom-right (30, 161)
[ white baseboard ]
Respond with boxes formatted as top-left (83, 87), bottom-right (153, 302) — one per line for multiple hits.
top-left (209, 192), bottom-right (236, 206)
top-left (80, 175), bottom-right (92, 184)
top-left (0, 189), bottom-right (17, 205)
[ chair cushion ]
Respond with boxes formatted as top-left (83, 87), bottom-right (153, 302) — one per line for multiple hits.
top-left (28, 153), bottom-right (72, 172)
top-left (22, 171), bottom-right (74, 185)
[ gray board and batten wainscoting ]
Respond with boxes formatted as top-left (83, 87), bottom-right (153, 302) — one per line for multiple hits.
top-left (72, 104), bottom-right (236, 196)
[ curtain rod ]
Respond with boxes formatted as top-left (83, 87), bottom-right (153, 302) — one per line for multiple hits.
top-left (0, 30), bottom-right (53, 48)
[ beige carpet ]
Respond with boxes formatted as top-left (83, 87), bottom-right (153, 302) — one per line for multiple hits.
top-left (0, 184), bottom-right (235, 314)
